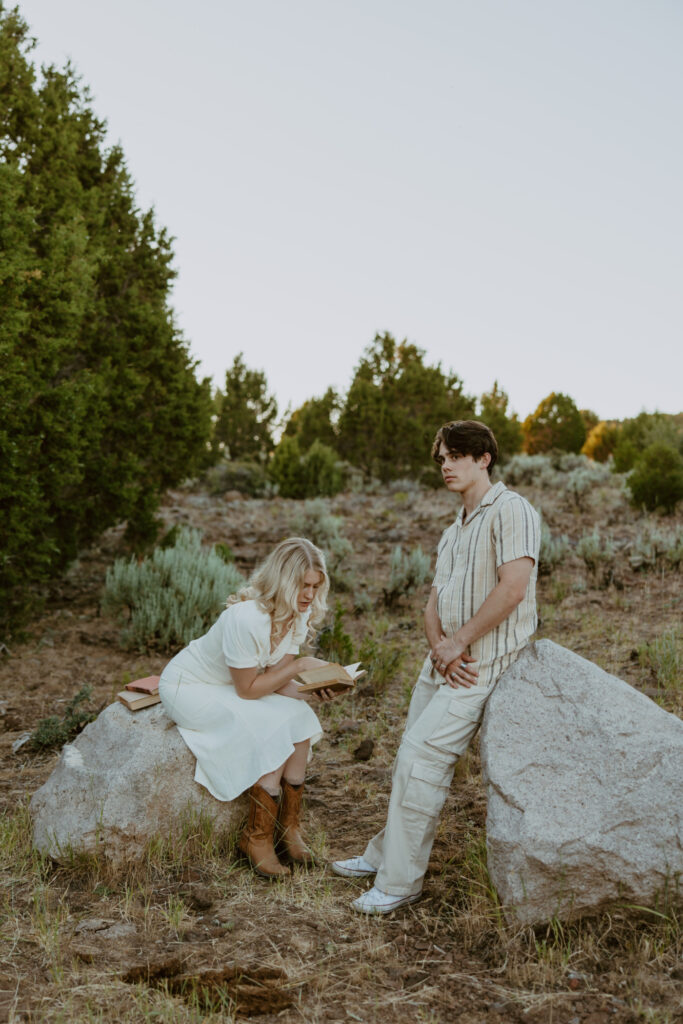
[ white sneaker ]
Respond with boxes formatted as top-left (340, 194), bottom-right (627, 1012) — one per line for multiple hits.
top-left (330, 855), bottom-right (377, 878)
top-left (350, 886), bottom-right (421, 915)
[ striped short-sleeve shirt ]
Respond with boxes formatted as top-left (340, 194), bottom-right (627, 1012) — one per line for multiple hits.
top-left (433, 481), bottom-right (540, 689)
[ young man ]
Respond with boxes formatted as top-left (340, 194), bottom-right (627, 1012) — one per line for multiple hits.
top-left (332, 420), bottom-right (540, 913)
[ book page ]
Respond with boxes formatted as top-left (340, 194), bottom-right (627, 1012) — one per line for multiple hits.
top-left (343, 663), bottom-right (365, 680)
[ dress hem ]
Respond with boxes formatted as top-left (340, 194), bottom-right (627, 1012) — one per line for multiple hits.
top-left (180, 725), bottom-right (323, 803)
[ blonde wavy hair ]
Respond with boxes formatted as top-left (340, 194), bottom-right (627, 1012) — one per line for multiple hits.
top-left (227, 537), bottom-right (329, 640)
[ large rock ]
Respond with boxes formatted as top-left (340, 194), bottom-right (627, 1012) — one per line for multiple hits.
top-left (480, 639), bottom-right (683, 926)
top-left (31, 702), bottom-right (243, 862)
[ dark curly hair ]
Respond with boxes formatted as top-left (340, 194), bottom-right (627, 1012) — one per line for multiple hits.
top-left (431, 420), bottom-right (499, 475)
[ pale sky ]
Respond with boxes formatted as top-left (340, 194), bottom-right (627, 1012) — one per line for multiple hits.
top-left (15, 0), bottom-right (683, 423)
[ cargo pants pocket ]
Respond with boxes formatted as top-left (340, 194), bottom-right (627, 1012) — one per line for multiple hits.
top-left (401, 759), bottom-right (453, 819)
top-left (426, 694), bottom-right (486, 756)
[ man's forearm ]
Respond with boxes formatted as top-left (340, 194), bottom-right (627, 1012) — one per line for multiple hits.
top-left (424, 588), bottom-right (444, 649)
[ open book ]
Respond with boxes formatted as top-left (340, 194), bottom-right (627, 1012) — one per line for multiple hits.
top-left (295, 662), bottom-right (365, 695)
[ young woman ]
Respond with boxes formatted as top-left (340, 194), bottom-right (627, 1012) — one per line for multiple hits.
top-left (159, 536), bottom-right (334, 878)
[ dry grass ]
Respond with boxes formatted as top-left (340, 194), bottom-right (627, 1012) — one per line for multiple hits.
top-left (0, 472), bottom-right (681, 1022)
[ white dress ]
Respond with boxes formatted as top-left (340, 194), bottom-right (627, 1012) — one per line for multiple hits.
top-left (159, 600), bottom-right (323, 801)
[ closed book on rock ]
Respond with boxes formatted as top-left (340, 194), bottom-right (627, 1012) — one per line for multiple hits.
top-left (124, 675), bottom-right (160, 695)
top-left (295, 662), bottom-right (365, 694)
top-left (116, 689), bottom-right (162, 711)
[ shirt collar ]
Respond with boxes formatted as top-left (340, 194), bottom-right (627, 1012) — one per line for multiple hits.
top-left (458, 480), bottom-right (507, 525)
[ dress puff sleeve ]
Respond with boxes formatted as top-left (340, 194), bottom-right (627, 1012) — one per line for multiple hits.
top-left (286, 611), bottom-right (310, 655)
top-left (220, 601), bottom-right (270, 669)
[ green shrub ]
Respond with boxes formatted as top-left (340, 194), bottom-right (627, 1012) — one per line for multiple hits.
top-left (29, 686), bottom-right (97, 751)
top-left (290, 499), bottom-right (354, 590)
top-left (303, 440), bottom-right (344, 497)
top-left (269, 437), bottom-right (343, 499)
top-left (383, 545), bottom-right (431, 607)
top-left (576, 528), bottom-right (616, 581)
top-left (202, 459), bottom-right (273, 498)
top-left (538, 521), bottom-right (571, 576)
top-left (213, 542), bottom-right (235, 564)
top-left (630, 523), bottom-right (683, 572)
top-left (502, 454), bottom-right (558, 488)
top-left (101, 526), bottom-right (245, 651)
top-left (358, 632), bottom-right (404, 696)
top-left (626, 443), bottom-right (683, 514)
top-left (352, 589), bottom-right (373, 615)
top-left (564, 462), bottom-right (612, 509)
top-left (638, 629), bottom-right (682, 690)
top-left (315, 603), bottom-right (354, 664)
top-left (503, 454), bottom-right (615, 510)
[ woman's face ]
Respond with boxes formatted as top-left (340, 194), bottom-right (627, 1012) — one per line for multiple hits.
top-left (297, 569), bottom-right (323, 613)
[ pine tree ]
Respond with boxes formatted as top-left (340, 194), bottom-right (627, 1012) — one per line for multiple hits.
top-left (212, 353), bottom-right (278, 461)
top-left (478, 382), bottom-right (523, 464)
top-left (0, 6), bottom-right (212, 635)
top-left (282, 387), bottom-right (339, 452)
top-left (337, 333), bottom-right (475, 481)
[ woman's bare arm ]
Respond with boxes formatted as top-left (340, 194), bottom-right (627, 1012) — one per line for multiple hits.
top-left (230, 654), bottom-right (328, 700)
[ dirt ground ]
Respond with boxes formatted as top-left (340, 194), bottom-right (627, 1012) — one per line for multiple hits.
top-left (0, 477), bottom-right (681, 1023)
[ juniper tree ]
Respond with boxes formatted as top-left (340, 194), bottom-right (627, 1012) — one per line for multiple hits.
top-left (479, 382), bottom-right (523, 465)
top-left (212, 353), bottom-right (278, 461)
top-left (611, 412), bottom-right (683, 473)
top-left (337, 333), bottom-right (475, 482)
top-left (282, 387), bottom-right (340, 452)
top-left (0, 6), bottom-right (212, 635)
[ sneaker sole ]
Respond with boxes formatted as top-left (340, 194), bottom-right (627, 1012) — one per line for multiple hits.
top-left (330, 862), bottom-right (377, 878)
top-left (351, 893), bottom-right (421, 915)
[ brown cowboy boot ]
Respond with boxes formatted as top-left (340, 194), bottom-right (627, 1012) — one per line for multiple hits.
top-left (238, 785), bottom-right (290, 878)
top-left (277, 779), bottom-right (315, 866)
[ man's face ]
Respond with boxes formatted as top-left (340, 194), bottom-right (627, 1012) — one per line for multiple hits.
top-left (435, 442), bottom-right (487, 493)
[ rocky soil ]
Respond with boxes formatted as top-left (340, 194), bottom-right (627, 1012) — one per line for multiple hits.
top-left (0, 478), bottom-right (680, 1023)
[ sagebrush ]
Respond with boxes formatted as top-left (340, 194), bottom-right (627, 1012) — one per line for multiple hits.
top-left (101, 526), bottom-right (244, 651)
top-left (383, 544), bottom-right (431, 607)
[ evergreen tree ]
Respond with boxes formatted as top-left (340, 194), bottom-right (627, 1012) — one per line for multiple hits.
top-left (478, 382), bottom-right (523, 464)
top-left (212, 353), bottom-right (278, 461)
top-left (0, 6), bottom-right (212, 635)
top-left (626, 442), bottom-right (683, 514)
top-left (337, 333), bottom-right (475, 481)
top-left (611, 412), bottom-right (683, 473)
top-left (282, 387), bottom-right (339, 452)
top-left (269, 436), bottom-right (342, 499)
top-left (522, 392), bottom-right (586, 454)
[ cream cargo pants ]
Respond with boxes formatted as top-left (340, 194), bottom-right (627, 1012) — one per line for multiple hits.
top-left (363, 655), bottom-right (492, 897)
